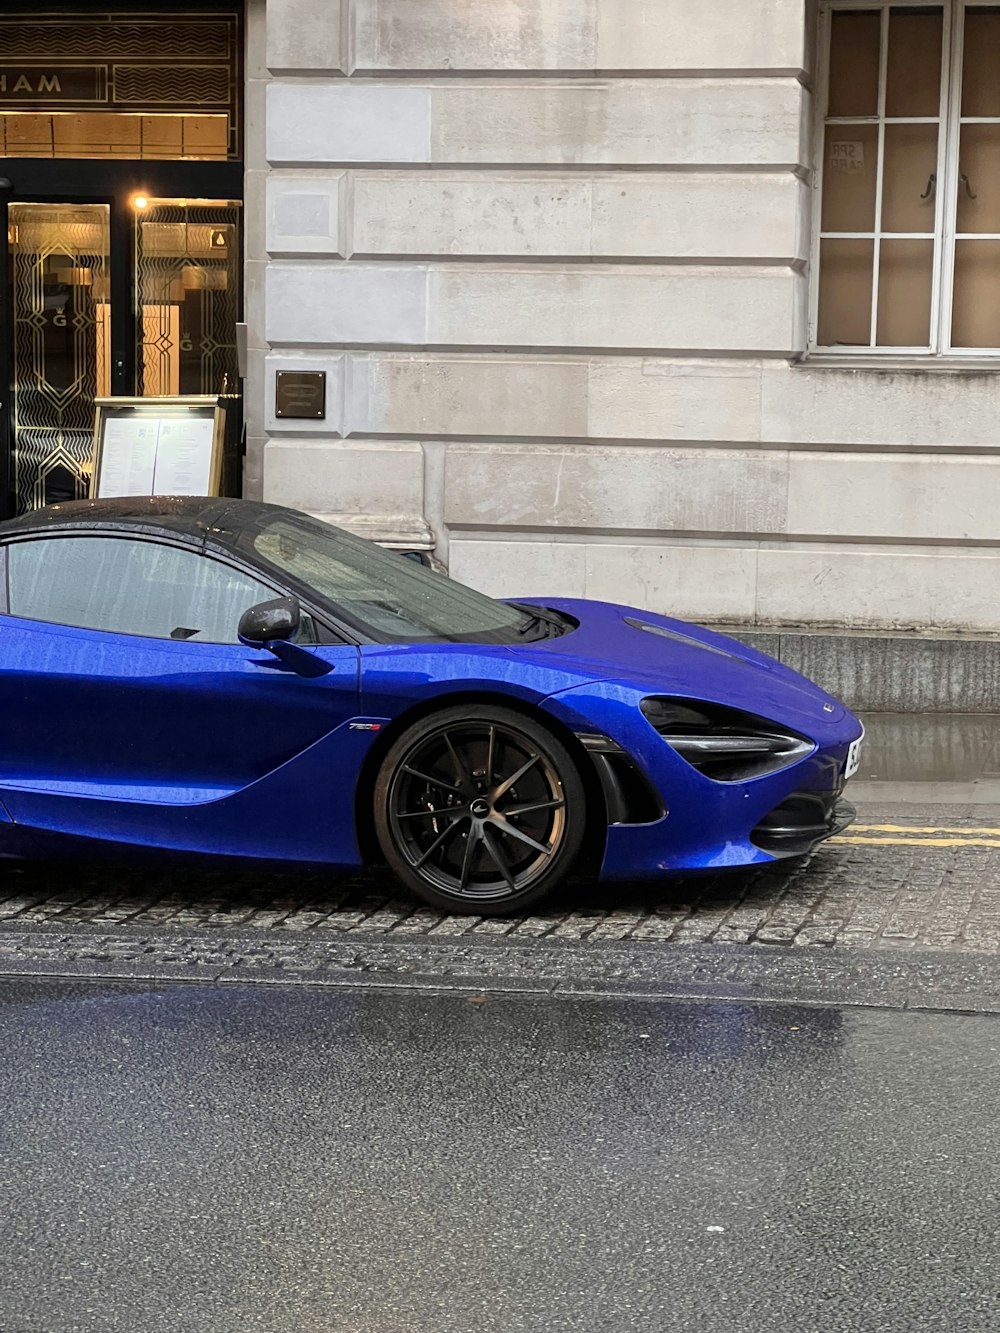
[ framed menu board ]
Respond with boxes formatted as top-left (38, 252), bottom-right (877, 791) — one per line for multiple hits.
top-left (91, 397), bottom-right (225, 499)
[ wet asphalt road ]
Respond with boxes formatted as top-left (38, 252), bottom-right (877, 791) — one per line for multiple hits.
top-left (1, 981), bottom-right (998, 1333)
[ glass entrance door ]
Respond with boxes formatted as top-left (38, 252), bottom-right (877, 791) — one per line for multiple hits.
top-left (134, 198), bottom-right (241, 399)
top-left (8, 202), bottom-right (111, 510)
top-left (5, 193), bottom-right (241, 514)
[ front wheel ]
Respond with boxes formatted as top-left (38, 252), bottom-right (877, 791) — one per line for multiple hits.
top-left (373, 705), bottom-right (587, 914)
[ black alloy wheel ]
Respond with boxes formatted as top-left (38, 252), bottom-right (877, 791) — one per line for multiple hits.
top-left (374, 704), bottom-right (586, 914)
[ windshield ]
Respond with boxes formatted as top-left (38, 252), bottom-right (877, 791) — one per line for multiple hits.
top-left (249, 513), bottom-right (534, 644)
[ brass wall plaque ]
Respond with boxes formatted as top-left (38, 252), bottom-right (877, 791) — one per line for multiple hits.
top-left (275, 371), bottom-right (326, 420)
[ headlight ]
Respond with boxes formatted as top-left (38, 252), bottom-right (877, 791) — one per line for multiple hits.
top-left (640, 697), bottom-right (814, 782)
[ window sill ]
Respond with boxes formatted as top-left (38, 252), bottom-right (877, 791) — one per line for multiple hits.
top-left (797, 353), bottom-right (1000, 373)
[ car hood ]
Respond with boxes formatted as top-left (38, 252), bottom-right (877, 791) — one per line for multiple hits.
top-left (510, 598), bottom-right (848, 729)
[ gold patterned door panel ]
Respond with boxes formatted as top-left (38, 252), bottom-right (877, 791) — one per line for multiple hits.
top-left (135, 199), bottom-right (241, 397)
top-left (9, 203), bottom-right (110, 510)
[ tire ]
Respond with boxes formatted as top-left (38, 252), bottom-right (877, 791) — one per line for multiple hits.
top-left (374, 704), bottom-right (587, 915)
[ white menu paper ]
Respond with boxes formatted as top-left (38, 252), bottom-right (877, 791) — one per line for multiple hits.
top-left (153, 417), bottom-right (215, 495)
top-left (96, 409), bottom-right (217, 498)
top-left (96, 416), bottom-right (158, 497)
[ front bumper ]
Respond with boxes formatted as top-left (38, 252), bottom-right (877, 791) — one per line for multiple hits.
top-left (595, 770), bottom-right (857, 880)
top-left (544, 679), bottom-right (863, 881)
top-left (751, 792), bottom-right (856, 859)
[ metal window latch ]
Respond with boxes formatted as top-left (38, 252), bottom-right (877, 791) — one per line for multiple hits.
top-left (961, 172), bottom-right (978, 199)
top-left (920, 173), bottom-right (937, 200)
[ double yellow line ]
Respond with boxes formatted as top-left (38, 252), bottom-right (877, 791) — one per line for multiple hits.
top-left (837, 823), bottom-right (1000, 849)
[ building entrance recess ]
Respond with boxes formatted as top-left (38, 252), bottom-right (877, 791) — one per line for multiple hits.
top-left (0, 7), bottom-right (243, 515)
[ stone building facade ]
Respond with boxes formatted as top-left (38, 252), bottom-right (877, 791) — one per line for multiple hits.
top-left (248, 0), bottom-right (1000, 635)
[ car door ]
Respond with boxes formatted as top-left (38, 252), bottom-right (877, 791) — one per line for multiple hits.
top-left (0, 532), bottom-right (362, 861)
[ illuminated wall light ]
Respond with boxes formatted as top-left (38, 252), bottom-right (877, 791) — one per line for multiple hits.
top-left (132, 194), bottom-right (150, 210)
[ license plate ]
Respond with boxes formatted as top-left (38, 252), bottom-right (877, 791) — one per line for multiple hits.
top-left (844, 731), bottom-right (865, 780)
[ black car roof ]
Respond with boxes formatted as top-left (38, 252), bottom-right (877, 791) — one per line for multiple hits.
top-left (0, 496), bottom-right (299, 546)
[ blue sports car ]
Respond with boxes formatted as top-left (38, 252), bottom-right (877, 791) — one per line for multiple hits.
top-left (0, 497), bottom-right (863, 914)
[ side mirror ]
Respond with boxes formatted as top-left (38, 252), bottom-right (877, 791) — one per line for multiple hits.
top-left (238, 595), bottom-right (300, 649)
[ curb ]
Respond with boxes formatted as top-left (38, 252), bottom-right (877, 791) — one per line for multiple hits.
top-left (3, 926), bottom-right (1000, 1015)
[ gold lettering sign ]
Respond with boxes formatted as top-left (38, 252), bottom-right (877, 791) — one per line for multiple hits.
top-left (0, 66), bottom-right (106, 104)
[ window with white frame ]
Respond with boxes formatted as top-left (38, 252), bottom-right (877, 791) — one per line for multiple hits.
top-left (812, 1), bottom-right (1000, 355)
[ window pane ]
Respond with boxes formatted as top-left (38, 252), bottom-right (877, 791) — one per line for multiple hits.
top-left (7, 538), bottom-right (275, 642)
top-left (962, 7), bottom-right (1000, 116)
top-left (828, 10), bottom-right (882, 117)
top-left (876, 239), bottom-right (934, 345)
top-left (818, 239), bottom-right (875, 346)
top-left (882, 123), bottom-right (939, 232)
top-left (956, 124), bottom-right (1000, 233)
top-left (952, 240), bottom-right (1000, 347)
top-left (885, 8), bottom-right (943, 117)
top-left (822, 124), bottom-right (880, 231)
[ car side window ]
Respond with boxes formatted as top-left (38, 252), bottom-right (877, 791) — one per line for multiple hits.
top-left (5, 536), bottom-right (281, 644)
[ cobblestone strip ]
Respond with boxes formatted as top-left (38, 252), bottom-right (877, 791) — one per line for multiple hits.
top-left (0, 929), bottom-right (999, 1015)
top-left (2, 812), bottom-right (1000, 953)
